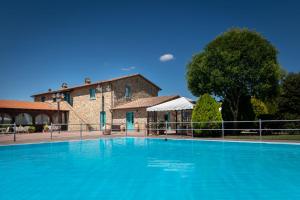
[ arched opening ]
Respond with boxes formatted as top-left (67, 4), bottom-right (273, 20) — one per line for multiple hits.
top-left (35, 114), bottom-right (50, 125)
top-left (52, 113), bottom-right (66, 124)
top-left (0, 113), bottom-right (12, 124)
top-left (15, 113), bottom-right (32, 125)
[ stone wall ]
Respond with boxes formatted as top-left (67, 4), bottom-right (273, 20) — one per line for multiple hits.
top-left (112, 108), bottom-right (147, 124)
top-left (33, 75), bottom-right (161, 130)
top-left (34, 94), bottom-right (53, 103)
top-left (112, 108), bottom-right (148, 131)
top-left (112, 76), bottom-right (159, 107)
top-left (70, 83), bottom-right (113, 130)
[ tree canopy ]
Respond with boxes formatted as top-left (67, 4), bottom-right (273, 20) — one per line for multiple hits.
top-left (187, 28), bottom-right (282, 120)
top-left (251, 97), bottom-right (268, 119)
top-left (278, 73), bottom-right (300, 119)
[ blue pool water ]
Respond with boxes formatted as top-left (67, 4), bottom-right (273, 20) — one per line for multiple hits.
top-left (1, 138), bottom-right (300, 200)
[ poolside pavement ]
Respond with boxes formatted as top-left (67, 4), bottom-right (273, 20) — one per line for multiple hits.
top-left (1, 131), bottom-right (300, 145)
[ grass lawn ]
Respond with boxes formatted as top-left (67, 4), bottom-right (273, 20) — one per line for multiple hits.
top-left (224, 134), bottom-right (300, 141)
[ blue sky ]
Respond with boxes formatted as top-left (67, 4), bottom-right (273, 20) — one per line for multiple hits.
top-left (0, 0), bottom-right (299, 101)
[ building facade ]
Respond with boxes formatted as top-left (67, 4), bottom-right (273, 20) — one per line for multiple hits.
top-left (32, 74), bottom-right (176, 131)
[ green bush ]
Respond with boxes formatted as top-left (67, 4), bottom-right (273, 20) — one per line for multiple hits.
top-left (192, 94), bottom-right (222, 136)
top-left (43, 124), bottom-right (49, 132)
top-left (251, 97), bottom-right (268, 119)
top-left (28, 126), bottom-right (36, 133)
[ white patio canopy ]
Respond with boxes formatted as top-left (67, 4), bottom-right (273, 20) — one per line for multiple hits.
top-left (146, 97), bottom-right (194, 112)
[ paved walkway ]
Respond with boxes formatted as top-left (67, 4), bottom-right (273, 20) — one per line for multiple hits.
top-left (0, 131), bottom-right (146, 145)
top-left (1, 131), bottom-right (300, 145)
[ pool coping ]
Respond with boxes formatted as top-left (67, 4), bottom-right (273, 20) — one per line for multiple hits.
top-left (1, 136), bottom-right (300, 147)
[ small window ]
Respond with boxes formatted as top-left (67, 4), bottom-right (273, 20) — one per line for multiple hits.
top-left (148, 87), bottom-right (152, 95)
top-left (64, 93), bottom-right (72, 105)
top-left (53, 97), bottom-right (57, 102)
top-left (41, 96), bottom-right (46, 102)
top-left (125, 85), bottom-right (131, 98)
top-left (89, 88), bottom-right (96, 99)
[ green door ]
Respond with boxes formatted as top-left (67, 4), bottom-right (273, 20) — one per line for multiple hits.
top-left (100, 111), bottom-right (106, 130)
top-left (126, 112), bottom-right (134, 131)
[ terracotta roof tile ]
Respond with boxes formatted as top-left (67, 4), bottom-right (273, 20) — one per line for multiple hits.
top-left (0, 100), bottom-right (69, 111)
top-left (112, 96), bottom-right (180, 110)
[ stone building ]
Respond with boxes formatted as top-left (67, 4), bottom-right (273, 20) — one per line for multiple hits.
top-left (31, 74), bottom-right (180, 131)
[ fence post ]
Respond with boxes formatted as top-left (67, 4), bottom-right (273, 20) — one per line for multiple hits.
top-left (259, 119), bottom-right (262, 141)
top-left (222, 120), bottom-right (224, 140)
top-left (80, 123), bottom-right (82, 140)
top-left (50, 122), bottom-right (53, 140)
top-left (13, 123), bottom-right (16, 142)
top-left (191, 122), bottom-right (194, 138)
top-left (165, 121), bottom-right (168, 138)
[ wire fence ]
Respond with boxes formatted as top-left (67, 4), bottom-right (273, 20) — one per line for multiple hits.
top-left (1, 119), bottom-right (300, 143)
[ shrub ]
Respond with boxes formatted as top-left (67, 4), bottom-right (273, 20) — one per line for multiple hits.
top-left (251, 97), bottom-right (268, 119)
top-left (43, 124), bottom-right (49, 132)
top-left (28, 126), bottom-right (36, 133)
top-left (192, 94), bottom-right (222, 136)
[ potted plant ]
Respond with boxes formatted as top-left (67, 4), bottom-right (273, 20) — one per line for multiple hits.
top-left (43, 124), bottom-right (49, 132)
top-left (28, 126), bottom-right (36, 133)
top-left (157, 121), bottom-right (165, 135)
top-left (104, 123), bottom-right (111, 135)
top-left (134, 122), bottom-right (139, 132)
top-left (120, 123), bottom-right (125, 132)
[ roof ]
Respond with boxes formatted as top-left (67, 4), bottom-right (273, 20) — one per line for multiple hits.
top-left (0, 100), bottom-right (69, 111)
top-left (147, 97), bottom-right (194, 112)
top-left (31, 74), bottom-right (161, 97)
top-left (112, 96), bottom-right (180, 110)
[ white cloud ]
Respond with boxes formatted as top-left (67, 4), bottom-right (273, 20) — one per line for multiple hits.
top-left (121, 66), bottom-right (136, 71)
top-left (159, 53), bottom-right (174, 62)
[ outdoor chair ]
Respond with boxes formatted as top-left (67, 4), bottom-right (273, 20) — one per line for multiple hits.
top-left (15, 126), bottom-right (23, 133)
top-left (5, 127), bottom-right (10, 133)
top-left (0, 127), bottom-right (7, 133)
top-left (15, 126), bottom-right (29, 133)
top-left (23, 126), bottom-right (30, 133)
top-left (49, 125), bottom-right (61, 132)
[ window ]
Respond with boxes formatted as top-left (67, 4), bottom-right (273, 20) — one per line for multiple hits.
top-left (41, 96), bottom-right (46, 102)
top-left (15, 113), bottom-right (32, 125)
top-left (35, 114), bottom-right (50, 125)
top-left (53, 97), bottom-right (56, 102)
top-left (0, 113), bottom-right (12, 124)
top-left (182, 110), bottom-right (192, 122)
top-left (125, 85), bottom-right (132, 98)
top-left (148, 87), bottom-right (153, 95)
top-left (89, 88), bottom-right (96, 99)
top-left (64, 93), bottom-right (72, 105)
top-left (52, 113), bottom-right (66, 124)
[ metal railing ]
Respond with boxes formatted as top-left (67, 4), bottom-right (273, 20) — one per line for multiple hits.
top-left (1, 119), bottom-right (300, 143)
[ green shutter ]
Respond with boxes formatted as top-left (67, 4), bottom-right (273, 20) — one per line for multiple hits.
top-left (90, 88), bottom-right (96, 99)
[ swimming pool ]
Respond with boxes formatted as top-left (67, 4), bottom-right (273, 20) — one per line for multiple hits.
top-left (1, 138), bottom-right (300, 200)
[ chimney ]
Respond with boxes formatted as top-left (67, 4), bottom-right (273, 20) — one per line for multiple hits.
top-left (48, 88), bottom-right (52, 92)
top-left (85, 77), bottom-right (91, 84)
top-left (61, 82), bottom-right (68, 89)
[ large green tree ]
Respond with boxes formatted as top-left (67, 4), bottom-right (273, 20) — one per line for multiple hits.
top-left (186, 28), bottom-right (282, 121)
top-left (278, 73), bottom-right (300, 119)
